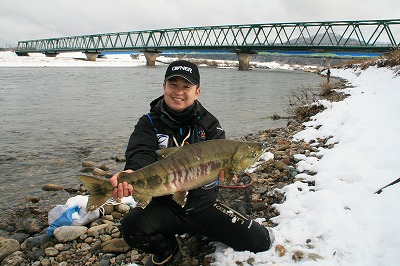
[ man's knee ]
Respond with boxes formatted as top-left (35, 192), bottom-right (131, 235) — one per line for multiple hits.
top-left (120, 206), bottom-right (177, 255)
top-left (120, 207), bottom-right (154, 248)
top-left (248, 226), bottom-right (274, 252)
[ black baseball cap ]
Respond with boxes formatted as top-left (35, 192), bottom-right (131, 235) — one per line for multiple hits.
top-left (164, 60), bottom-right (200, 85)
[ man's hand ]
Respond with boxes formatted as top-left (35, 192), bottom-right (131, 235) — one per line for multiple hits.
top-left (109, 170), bottom-right (134, 200)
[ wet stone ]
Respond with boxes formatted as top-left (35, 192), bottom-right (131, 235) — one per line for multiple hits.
top-left (101, 238), bottom-right (131, 254)
top-left (42, 183), bottom-right (64, 191)
top-left (92, 168), bottom-right (106, 176)
top-left (54, 226), bottom-right (88, 242)
top-left (115, 155), bottom-right (126, 162)
top-left (82, 161), bottom-right (98, 167)
top-left (253, 202), bottom-right (268, 212)
top-left (9, 233), bottom-right (30, 244)
top-left (45, 247), bottom-right (59, 256)
top-left (0, 238), bottom-right (20, 261)
top-left (1, 250), bottom-right (25, 266)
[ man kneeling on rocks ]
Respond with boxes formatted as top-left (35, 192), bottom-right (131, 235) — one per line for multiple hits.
top-left (110, 60), bottom-right (274, 265)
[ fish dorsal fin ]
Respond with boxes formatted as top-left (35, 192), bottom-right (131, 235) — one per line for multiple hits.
top-left (156, 147), bottom-right (180, 159)
top-left (172, 191), bottom-right (188, 207)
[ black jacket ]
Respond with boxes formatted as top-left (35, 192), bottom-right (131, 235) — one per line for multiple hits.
top-left (124, 96), bottom-right (225, 213)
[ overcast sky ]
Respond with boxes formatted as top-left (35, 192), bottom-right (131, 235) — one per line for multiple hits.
top-left (1, 0), bottom-right (399, 47)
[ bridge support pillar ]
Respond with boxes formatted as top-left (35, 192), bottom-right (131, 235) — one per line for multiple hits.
top-left (44, 52), bottom-right (59, 57)
top-left (235, 52), bottom-right (254, 70)
top-left (177, 53), bottom-right (186, 60)
top-left (16, 52), bottom-right (29, 56)
top-left (85, 52), bottom-right (100, 61)
top-left (143, 51), bottom-right (161, 66)
top-left (130, 54), bottom-right (140, 60)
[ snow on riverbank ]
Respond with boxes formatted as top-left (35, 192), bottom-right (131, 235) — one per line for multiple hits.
top-left (208, 66), bottom-right (400, 266)
top-left (0, 51), bottom-right (147, 67)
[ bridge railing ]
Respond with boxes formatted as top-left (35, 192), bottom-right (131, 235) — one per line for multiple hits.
top-left (16, 19), bottom-right (400, 54)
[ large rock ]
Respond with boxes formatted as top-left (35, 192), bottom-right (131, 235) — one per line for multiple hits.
top-left (0, 251), bottom-right (25, 266)
top-left (42, 183), bottom-right (64, 191)
top-left (54, 226), bottom-right (88, 242)
top-left (25, 248), bottom-right (44, 261)
top-left (25, 234), bottom-right (52, 250)
top-left (115, 155), bottom-right (126, 162)
top-left (87, 224), bottom-right (109, 236)
top-left (0, 238), bottom-right (20, 261)
top-left (9, 233), bottom-right (29, 244)
top-left (101, 238), bottom-right (131, 254)
top-left (24, 218), bottom-right (45, 234)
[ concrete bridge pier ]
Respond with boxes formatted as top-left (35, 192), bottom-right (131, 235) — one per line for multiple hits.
top-left (143, 51), bottom-right (161, 66)
top-left (16, 52), bottom-right (29, 56)
top-left (85, 52), bottom-right (100, 61)
top-left (235, 52), bottom-right (255, 70)
top-left (44, 52), bottom-right (59, 57)
top-left (177, 53), bottom-right (186, 60)
top-left (130, 54), bottom-right (140, 60)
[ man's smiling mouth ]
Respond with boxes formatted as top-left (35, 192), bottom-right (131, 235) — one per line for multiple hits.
top-left (172, 97), bottom-right (184, 101)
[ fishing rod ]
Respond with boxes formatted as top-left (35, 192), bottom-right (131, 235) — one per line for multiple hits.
top-left (374, 177), bottom-right (400, 194)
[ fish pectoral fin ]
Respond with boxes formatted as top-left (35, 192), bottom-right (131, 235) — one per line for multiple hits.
top-left (132, 192), bottom-right (152, 208)
top-left (156, 147), bottom-right (180, 159)
top-left (172, 191), bottom-right (188, 207)
top-left (221, 170), bottom-right (237, 185)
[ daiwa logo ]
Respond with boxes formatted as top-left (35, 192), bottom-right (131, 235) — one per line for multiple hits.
top-left (172, 66), bottom-right (193, 73)
top-left (157, 134), bottom-right (169, 149)
top-left (196, 130), bottom-right (206, 140)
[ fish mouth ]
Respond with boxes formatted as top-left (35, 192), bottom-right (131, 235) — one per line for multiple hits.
top-left (256, 142), bottom-right (269, 162)
top-left (257, 142), bottom-right (268, 154)
top-left (261, 142), bottom-right (268, 150)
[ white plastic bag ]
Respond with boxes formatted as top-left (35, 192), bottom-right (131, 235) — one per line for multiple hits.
top-left (46, 195), bottom-right (100, 236)
top-left (66, 195), bottom-right (101, 226)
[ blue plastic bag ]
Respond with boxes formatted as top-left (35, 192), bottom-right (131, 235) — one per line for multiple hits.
top-left (46, 205), bottom-right (80, 236)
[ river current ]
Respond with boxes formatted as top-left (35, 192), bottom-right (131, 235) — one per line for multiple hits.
top-left (0, 65), bottom-right (324, 210)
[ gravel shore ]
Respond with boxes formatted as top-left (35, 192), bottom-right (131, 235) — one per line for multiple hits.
top-left (0, 78), bottom-right (347, 266)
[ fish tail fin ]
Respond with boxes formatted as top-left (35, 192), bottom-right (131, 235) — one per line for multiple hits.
top-left (76, 175), bottom-right (114, 212)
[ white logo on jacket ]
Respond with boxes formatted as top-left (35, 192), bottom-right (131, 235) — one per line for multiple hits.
top-left (157, 134), bottom-right (169, 149)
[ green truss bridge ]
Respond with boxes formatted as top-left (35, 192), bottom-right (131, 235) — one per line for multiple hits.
top-left (16, 19), bottom-right (400, 69)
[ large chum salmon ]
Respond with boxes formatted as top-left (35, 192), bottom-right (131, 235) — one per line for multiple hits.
top-left (77, 139), bottom-right (266, 212)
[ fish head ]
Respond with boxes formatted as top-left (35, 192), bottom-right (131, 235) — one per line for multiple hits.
top-left (232, 141), bottom-right (266, 171)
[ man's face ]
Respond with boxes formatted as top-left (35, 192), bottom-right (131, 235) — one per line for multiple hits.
top-left (163, 77), bottom-right (200, 112)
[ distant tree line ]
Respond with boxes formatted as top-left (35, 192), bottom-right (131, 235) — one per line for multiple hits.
top-left (0, 47), bottom-right (16, 51)
top-left (166, 53), bottom-right (355, 66)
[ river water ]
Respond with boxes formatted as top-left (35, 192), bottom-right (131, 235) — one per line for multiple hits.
top-left (0, 66), bottom-right (324, 211)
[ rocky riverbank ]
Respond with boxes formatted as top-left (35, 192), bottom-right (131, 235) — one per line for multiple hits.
top-left (0, 79), bottom-right (348, 266)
